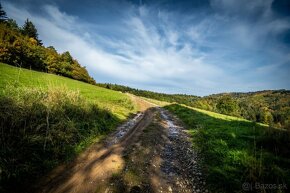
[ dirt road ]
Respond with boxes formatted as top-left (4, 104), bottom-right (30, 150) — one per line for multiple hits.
top-left (36, 96), bottom-right (207, 193)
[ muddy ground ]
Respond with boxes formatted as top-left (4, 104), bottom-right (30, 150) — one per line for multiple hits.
top-left (36, 96), bottom-right (208, 193)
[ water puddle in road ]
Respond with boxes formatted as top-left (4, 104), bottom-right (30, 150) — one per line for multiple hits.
top-left (160, 109), bottom-right (180, 177)
top-left (107, 112), bottom-right (144, 146)
top-left (159, 108), bottom-right (207, 192)
top-left (160, 109), bottom-right (179, 139)
top-left (161, 144), bottom-right (180, 175)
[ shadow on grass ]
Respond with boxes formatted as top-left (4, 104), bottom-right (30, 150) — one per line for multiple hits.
top-left (164, 104), bottom-right (290, 193)
top-left (0, 89), bottom-right (127, 193)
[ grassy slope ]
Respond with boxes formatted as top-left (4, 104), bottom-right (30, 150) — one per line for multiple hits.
top-left (165, 104), bottom-right (290, 193)
top-left (140, 96), bottom-right (170, 107)
top-left (182, 104), bottom-right (267, 125)
top-left (0, 63), bottom-right (137, 192)
top-left (0, 63), bottom-right (135, 119)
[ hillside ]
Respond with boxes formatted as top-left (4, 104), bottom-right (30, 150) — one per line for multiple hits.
top-left (193, 91), bottom-right (290, 128)
top-left (0, 63), bottom-right (137, 192)
top-left (0, 63), bottom-right (135, 119)
top-left (99, 83), bottom-right (290, 129)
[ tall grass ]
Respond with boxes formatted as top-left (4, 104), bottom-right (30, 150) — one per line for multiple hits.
top-left (0, 85), bottom-right (121, 192)
top-left (165, 104), bottom-right (290, 193)
top-left (0, 63), bottom-right (136, 120)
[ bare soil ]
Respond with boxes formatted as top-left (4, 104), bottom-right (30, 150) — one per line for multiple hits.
top-left (36, 96), bottom-right (207, 193)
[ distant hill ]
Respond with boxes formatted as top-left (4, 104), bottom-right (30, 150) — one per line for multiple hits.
top-left (195, 90), bottom-right (290, 129)
top-left (99, 83), bottom-right (290, 129)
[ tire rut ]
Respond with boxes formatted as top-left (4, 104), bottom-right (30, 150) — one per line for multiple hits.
top-left (35, 96), bottom-right (208, 193)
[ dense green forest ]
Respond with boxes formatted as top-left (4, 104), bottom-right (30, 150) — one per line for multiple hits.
top-left (193, 91), bottom-right (290, 129)
top-left (99, 83), bottom-right (290, 129)
top-left (0, 10), bottom-right (95, 84)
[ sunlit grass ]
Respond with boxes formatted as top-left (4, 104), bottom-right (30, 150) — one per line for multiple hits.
top-left (140, 96), bottom-right (171, 107)
top-left (165, 104), bottom-right (290, 193)
top-left (180, 104), bottom-right (268, 124)
top-left (0, 63), bottom-right (137, 119)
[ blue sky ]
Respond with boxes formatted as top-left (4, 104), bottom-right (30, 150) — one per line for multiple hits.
top-left (3, 0), bottom-right (290, 96)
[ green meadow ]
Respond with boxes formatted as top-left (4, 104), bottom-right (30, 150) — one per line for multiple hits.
top-left (165, 104), bottom-right (290, 193)
top-left (0, 63), bottom-right (135, 119)
top-left (0, 63), bottom-right (137, 192)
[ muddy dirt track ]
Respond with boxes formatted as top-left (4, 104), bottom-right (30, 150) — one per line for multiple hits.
top-left (36, 96), bottom-right (207, 193)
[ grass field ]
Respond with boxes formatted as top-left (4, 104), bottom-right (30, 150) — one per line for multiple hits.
top-left (0, 63), bottom-right (135, 119)
top-left (0, 63), bottom-right (137, 192)
top-left (165, 104), bottom-right (290, 193)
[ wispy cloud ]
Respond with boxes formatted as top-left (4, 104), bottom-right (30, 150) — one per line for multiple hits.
top-left (3, 0), bottom-right (290, 95)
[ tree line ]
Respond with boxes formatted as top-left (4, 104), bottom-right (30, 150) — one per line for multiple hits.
top-left (192, 91), bottom-right (290, 128)
top-left (97, 83), bottom-right (200, 104)
top-left (0, 3), bottom-right (96, 84)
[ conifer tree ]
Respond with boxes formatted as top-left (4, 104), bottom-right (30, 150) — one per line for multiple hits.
top-left (22, 18), bottom-right (42, 45)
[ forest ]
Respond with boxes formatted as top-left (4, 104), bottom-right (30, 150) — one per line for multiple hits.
top-left (0, 9), bottom-right (95, 85)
